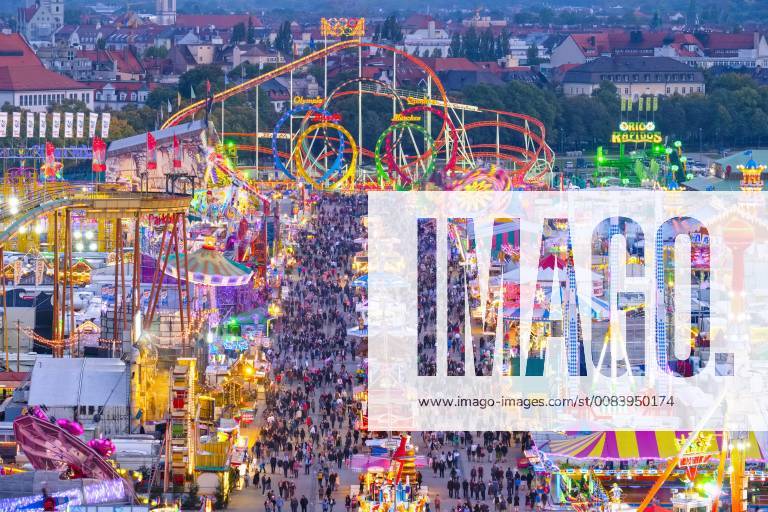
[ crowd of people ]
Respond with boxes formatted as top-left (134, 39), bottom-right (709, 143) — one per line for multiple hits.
top-left (237, 194), bottom-right (551, 512)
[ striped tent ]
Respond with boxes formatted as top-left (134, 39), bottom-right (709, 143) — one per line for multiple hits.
top-left (539, 431), bottom-right (765, 460)
top-left (165, 247), bottom-right (253, 287)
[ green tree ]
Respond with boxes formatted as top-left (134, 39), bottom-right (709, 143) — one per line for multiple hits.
top-left (231, 22), bottom-right (246, 44)
top-left (478, 28), bottom-right (495, 61)
top-left (146, 86), bottom-right (176, 110)
top-left (247, 16), bottom-right (256, 44)
top-left (463, 27), bottom-right (479, 61)
top-left (448, 33), bottom-right (462, 58)
top-left (144, 46), bottom-right (169, 59)
top-left (182, 484), bottom-right (201, 510)
top-left (526, 44), bottom-right (540, 65)
top-left (274, 21), bottom-right (294, 58)
top-left (178, 65), bottom-right (225, 99)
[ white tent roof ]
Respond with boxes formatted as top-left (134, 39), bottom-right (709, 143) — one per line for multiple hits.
top-left (28, 358), bottom-right (128, 408)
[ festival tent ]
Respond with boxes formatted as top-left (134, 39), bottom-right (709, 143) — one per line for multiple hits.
top-left (536, 431), bottom-right (765, 460)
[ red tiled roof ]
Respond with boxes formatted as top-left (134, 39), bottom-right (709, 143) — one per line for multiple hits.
top-left (705, 32), bottom-right (758, 50)
top-left (111, 49), bottom-right (144, 75)
top-left (176, 14), bottom-right (262, 30)
top-left (0, 34), bottom-right (90, 92)
top-left (402, 14), bottom-right (442, 30)
top-left (420, 57), bottom-right (481, 72)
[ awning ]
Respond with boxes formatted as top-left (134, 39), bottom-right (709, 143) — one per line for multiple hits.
top-left (539, 431), bottom-right (764, 460)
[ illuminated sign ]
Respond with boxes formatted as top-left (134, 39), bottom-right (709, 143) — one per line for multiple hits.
top-left (611, 132), bottom-right (663, 144)
top-left (611, 120), bottom-right (662, 144)
top-left (320, 17), bottom-right (365, 38)
top-left (619, 121), bottom-right (656, 132)
top-left (405, 96), bottom-right (480, 112)
top-left (293, 96), bottom-right (324, 106)
top-left (310, 112), bottom-right (342, 122)
top-left (392, 114), bottom-right (422, 122)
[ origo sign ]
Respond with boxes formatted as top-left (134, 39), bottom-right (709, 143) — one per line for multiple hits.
top-left (611, 121), bottom-right (662, 144)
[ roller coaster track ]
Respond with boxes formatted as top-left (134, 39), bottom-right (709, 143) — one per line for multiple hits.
top-left (0, 184), bottom-right (191, 245)
top-left (163, 40), bottom-right (554, 184)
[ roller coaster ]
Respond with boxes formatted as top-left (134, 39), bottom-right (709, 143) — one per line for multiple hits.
top-left (162, 40), bottom-right (555, 190)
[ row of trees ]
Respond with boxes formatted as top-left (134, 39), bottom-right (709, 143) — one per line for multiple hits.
top-left (455, 72), bottom-right (768, 151)
top-left (448, 28), bottom-right (511, 62)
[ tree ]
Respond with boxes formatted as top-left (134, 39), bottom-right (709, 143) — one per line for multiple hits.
top-left (651, 11), bottom-right (662, 30)
top-left (478, 28), bottom-right (495, 61)
top-left (463, 27), bottom-right (479, 61)
top-left (231, 22), bottom-right (246, 44)
top-left (146, 86), bottom-right (177, 110)
top-left (448, 33), bottom-right (462, 58)
top-left (380, 15), bottom-right (403, 43)
top-left (526, 44), bottom-right (540, 65)
top-left (496, 30), bottom-right (511, 59)
top-left (274, 21), bottom-right (294, 58)
top-left (182, 484), bottom-right (201, 510)
top-left (178, 65), bottom-right (225, 99)
top-left (247, 16), bottom-right (256, 44)
top-left (144, 46), bottom-right (168, 59)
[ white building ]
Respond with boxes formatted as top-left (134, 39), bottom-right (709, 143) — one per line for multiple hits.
top-left (404, 21), bottom-right (451, 58)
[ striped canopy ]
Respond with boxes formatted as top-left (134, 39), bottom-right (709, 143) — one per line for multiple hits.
top-left (165, 247), bottom-right (253, 287)
top-left (540, 431), bottom-right (764, 460)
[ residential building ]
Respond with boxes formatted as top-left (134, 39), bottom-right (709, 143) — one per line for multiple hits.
top-left (18, 0), bottom-right (64, 46)
top-left (86, 81), bottom-right (155, 110)
top-left (551, 30), bottom-right (768, 70)
top-left (228, 44), bottom-right (285, 70)
top-left (38, 46), bottom-right (144, 81)
top-left (562, 56), bottom-right (705, 98)
top-left (0, 33), bottom-right (93, 111)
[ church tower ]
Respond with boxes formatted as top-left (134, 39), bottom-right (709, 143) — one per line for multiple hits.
top-left (156, 0), bottom-right (176, 26)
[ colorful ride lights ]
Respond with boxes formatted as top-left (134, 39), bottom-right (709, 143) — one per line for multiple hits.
top-left (72, 230), bottom-right (96, 251)
top-left (7, 196), bottom-right (19, 215)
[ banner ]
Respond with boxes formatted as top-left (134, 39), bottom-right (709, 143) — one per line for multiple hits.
top-left (92, 136), bottom-right (107, 173)
top-left (146, 132), bottom-right (157, 170)
top-left (38, 112), bottom-right (47, 138)
top-left (34, 258), bottom-right (45, 286)
top-left (0, 112), bottom-right (7, 138)
top-left (64, 112), bottom-right (73, 138)
top-left (12, 112), bottom-right (20, 138)
top-left (26, 112), bottom-right (34, 138)
top-left (76, 112), bottom-right (84, 138)
top-left (13, 259), bottom-right (22, 286)
top-left (101, 113), bottom-right (111, 138)
top-left (173, 134), bottom-right (182, 168)
top-left (88, 113), bottom-right (98, 138)
top-left (52, 112), bottom-right (61, 138)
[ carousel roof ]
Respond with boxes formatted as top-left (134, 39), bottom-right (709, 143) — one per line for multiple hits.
top-left (536, 431), bottom-right (765, 460)
top-left (165, 246), bottom-right (253, 286)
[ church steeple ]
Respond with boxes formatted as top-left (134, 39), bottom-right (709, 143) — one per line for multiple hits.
top-left (156, 0), bottom-right (176, 26)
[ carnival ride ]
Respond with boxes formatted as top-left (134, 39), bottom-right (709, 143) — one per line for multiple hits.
top-left (12, 407), bottom-right (134, 499)
top-left (161, 40), bottom-right (555, 191)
